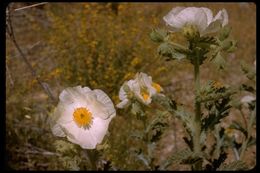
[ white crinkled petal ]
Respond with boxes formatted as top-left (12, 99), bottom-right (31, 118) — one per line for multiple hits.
top-left (81, 86), bottom-right (92, 93)
top-left (119, 85), bottom-right (127, 101)
top-left (116, 99), bottom-right (130, 108)
top-left (241, 95), bottom-right (255, 103)
top-left (77, 116), bottom-right (114, 149)
top-left (60, 121), bottom-right (80, 145)
top-left (139, 72), bottom-right (153, 87)
top-left (147, 85), bottom-right (157, 96)
top-left (52, 123), bottom-right (66, 137)
top-left (75, 127), bottom-right (97, 149)
top-left (201, 9), bottom-right (229, 35)
top-left (59, 86), bottom-right (88, 106)
top-left (129, 79), bottom-right (141, 93)
top-left (93, 89), bottom-right (116, 119)
top-left (221, 9), bottom-right (228, 26)
top-left (201, 19), bottom-right (222, 35)
top-left (168, 6), bottom-right (185, 16)
top-left (193, 9), bottom-right (208, 34)
top-left (175, 7), bottom-right (201, 27)
top-left (87, 101), bottom-right (108, 120)
top-left (163, 7), bottom-right (187, 29)
top-left (128, 79), bottom-right (139, 89)
top-left (213, 9), bottom-right (225, 23)
top-left (201, 7), bottom-right (213, 25)
top-left (89, 117), bottom-right (111, 144)
top-left (59, 88), bottom-right (74, 105)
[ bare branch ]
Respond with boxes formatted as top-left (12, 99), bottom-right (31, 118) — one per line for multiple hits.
top-left (6, 64), bottom-right (15, 88)
top-left (6, 5), bottom-right (57, 103)
top-left (14, 2), bottom-right (48, 12)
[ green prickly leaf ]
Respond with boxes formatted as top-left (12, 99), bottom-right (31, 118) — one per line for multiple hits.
top-left (157, 42), bottom-right (185, 61)
top-left (159, 148), bottom-right (193, 170)
top-left (218, 160), bottom-right (248, 171)
top-left (212, 52), bottom-right (226, 70)
top-left (197, 36), bottom-right (218, 45)
top-left (218, 26), bottom-right (231, 41)
top-left (150, 28), bottom-right (168, 43)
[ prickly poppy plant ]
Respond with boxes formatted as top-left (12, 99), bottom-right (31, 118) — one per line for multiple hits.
top-left (6, 3), bottom-right (255, 171)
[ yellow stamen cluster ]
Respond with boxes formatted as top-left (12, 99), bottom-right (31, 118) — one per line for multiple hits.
top-left (73, 107), bottom-right (93, 129)
top-left (141, 88), bottom-right (150, 101)
top-left (152, 82), bottom-right (162, 93)
top-left (212, 81), bottom-right (224, 89)
top-left (225, 128), bottom-right (234, 138)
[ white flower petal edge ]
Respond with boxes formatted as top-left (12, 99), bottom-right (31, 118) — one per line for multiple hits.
top-left (241, 95), bottom-right (256, 103)
top-left (116, 99), bottom-right (130, 108)
top-left (51, 86), bottom-right (116, 149)
top-left (52, 123), bottom-right (66, 137)
top-left (163, 7), bottom-right (186, 31)
top-left (163, 7), bottom-right (229, 36)
top-left (116, 80), bottom-right (137, 108)
top-left (93, 89), bottom-right (116, 119)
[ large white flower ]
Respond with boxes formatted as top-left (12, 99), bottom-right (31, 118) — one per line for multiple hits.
top-left (117, 72), bottom-right (163, 108)
top-left (51, 86), bottom-right (116, 149)
top-left (163, 7), bottom-right (228, 36)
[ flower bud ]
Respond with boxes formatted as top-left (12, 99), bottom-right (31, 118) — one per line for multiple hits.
top-left (150, 29), bottom-right (168, 43)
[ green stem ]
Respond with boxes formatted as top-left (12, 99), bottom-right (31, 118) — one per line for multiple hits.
top-left (192, 53), bottom-right (202, 170)
top-left (168, 41), bottom-right (188, 51)
top-left (142, 117), bottom-right (153, 170)
top-left (86, 150), bottom-right (97, 170)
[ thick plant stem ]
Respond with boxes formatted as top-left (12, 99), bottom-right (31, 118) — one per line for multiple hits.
top-left (86, 150), bottom-right (97, 170)
top-left (193, 55), bottom-right (202, 170)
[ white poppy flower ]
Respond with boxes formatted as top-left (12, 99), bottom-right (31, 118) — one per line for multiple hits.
top-left (241, 95), bottom-right (255, 104)
top-left (117, 72), bottom-right (163, 108)
top-left (163, 7), bottom-right (228, 36)
top-left (51, 86), bottom-right (116, 149)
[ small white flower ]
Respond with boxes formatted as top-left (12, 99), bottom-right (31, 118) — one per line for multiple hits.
top-left (117, 72), bottom-right (163, 108)
top-left (51, 86), bottom-right (116, 149)
top-left (241, 95), bottom-right (256, 104)
top-left (163, 7), bottom-right (228, 36)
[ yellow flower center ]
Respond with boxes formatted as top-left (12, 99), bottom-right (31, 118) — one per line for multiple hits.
top-left (73, 107), bottom-right (93, 129)
top-left (141, 88), bottom-right (150, 101)
top-left (225, 128), bottom-right (234, 137)
top-left (212, 81), bottom-right (224, 89)
top-left (152, 82), bottom-right (162, 93)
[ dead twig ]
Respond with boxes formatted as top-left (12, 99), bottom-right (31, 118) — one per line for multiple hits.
top-left (25, 143), bottom-right (61, 157)
top-left (6, 5), bottom-right (57, 104)
top-left (6, 64), bottom-right (15, 88)
top-left (14, 2), bottom-right (48, 12)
